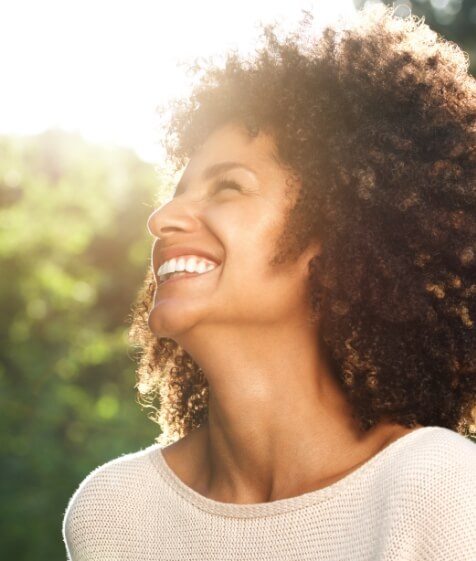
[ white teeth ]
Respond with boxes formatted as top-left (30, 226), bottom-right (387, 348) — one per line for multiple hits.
top-left (185, 257), bottom-right (197, 272)
top-left (165, 258), bottom-right (176, 274)
top-left (157, 255), bottom-right (218, 278)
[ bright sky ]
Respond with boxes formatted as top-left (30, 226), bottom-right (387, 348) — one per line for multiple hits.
top-left (1, 0), bottom-right (357, 163)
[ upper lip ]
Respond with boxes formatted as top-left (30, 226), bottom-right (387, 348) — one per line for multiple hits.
top-left (152, 241), bottom-right (222, 275)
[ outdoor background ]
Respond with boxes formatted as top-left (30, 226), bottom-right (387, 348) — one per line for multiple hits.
top-left (1, 1), bottom-right (475, 559)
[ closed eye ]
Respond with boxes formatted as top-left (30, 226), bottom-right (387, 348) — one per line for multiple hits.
top-left (213, 179), bottom-right (241, 193)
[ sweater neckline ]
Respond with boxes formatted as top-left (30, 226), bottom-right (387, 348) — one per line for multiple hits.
top-left (149, 426), bottom-right (439, 518)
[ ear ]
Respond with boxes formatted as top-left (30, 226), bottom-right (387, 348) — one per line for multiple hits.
top-left (303, 239), bottom-right (322, 264)
top-left (296, 240), bottom-right (321, 281)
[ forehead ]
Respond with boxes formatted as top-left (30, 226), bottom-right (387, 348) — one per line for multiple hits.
top-left (179, 122), bottom-right (283, 185)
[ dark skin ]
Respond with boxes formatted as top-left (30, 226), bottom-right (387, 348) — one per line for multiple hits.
top-left (147, 122), bottom-right (423, 504)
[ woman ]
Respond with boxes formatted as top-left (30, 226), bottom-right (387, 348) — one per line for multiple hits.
top-left (63, 5), bottom-right (476, 560)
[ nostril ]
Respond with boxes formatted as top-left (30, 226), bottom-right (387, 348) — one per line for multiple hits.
top-left (159, 226), bottom-right (183, 234)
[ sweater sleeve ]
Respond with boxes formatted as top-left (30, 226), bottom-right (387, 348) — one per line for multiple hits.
top-left (373, 432), bottom-right (476, 561)
top-left (62, 449), bottom-right (149, 561)
top-left (405, 436), bottom-right (476, 561)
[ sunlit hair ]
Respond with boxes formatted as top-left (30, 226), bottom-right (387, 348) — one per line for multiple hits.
top-left (128, 4), bottom-right (476, 446)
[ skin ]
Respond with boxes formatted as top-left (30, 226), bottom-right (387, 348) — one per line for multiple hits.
top-left (146, 121), bottom-right (422, 504)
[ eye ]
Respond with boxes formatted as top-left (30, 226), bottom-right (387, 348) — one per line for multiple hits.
top-left (213, 179), bottom-right (241, 193)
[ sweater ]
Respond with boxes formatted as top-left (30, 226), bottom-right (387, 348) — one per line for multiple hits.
top-left (62, 426), bottom-right (476, 561)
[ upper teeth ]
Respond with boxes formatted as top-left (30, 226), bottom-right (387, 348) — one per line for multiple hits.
top-left (157, 255), bottom-right (218, 278)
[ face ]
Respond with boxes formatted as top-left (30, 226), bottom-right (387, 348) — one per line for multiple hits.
top-left (147, 122), bottom-right (320, 340)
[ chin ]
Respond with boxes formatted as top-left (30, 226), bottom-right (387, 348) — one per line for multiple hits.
top-left (147, 301), bottom-right (201, 340)
top-left (147, 310), bottom-right (184, 339)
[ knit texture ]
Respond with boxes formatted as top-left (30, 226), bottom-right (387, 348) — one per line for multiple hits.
top-left (63, 426), bottom-right (476, 561)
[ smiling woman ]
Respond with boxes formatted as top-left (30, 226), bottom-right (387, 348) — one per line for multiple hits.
top-left (146, 122), bottom-right (319, 348)
top-left (63, 4), bottom-right (476, 561)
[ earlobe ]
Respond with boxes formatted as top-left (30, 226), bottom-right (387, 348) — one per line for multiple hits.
top-left (305, 240), bottom-right (322, 264)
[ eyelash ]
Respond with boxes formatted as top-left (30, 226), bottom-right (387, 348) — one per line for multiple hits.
top-left (214, 179), bottom-right (241, 193)
top-left (171, 179), bottom-right (241, 202)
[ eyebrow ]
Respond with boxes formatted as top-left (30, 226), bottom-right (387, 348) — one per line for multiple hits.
top-left (174, 161), bottom-right (257, 197)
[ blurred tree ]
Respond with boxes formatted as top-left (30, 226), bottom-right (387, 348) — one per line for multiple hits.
top-left (0, 130), bottom-right (169, 560)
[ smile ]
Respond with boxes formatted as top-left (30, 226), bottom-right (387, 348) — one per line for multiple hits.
top-left (157, 256), bottom-right (220, 287)
top-left (157, 266), bottom-right (219, 288)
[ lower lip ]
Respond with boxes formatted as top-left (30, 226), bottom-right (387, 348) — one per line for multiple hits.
top-left (156, 266), bottom-right (220, 288)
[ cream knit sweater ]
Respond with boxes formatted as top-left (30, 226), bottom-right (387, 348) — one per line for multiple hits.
top-left (63, 426), bottom-right (476, 561)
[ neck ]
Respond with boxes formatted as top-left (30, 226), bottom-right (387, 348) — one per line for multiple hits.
top-left (174, 319), bottom-right (401, 504)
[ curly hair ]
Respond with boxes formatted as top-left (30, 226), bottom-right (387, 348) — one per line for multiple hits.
top-left (128, 4), bottom-right (476, 446)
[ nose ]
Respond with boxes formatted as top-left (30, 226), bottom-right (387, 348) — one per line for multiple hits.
top-left (146, 198), bottom-right (201, 239)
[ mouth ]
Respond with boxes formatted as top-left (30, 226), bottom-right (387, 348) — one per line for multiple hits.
top-left (156, 264), bottom-right (221, 288)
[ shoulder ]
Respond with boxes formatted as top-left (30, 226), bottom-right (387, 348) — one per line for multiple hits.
top-left (391, 426), bottom-right (476, 480)
top-left (380, 427), bottom-right (476, 561)
top-left (62, 442), bottom-right (161, 559)
top-left (386, 426), bottom-right (476, 497)
top-left (372, 426), bottom-right (476, 506)
top-left (65, 442), bottom-right (160, 505)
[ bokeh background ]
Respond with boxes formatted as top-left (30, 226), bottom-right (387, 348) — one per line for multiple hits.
top-left (1, 1), bottom-right (474, 559)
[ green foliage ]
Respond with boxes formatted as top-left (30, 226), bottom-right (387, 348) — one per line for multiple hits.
top-left (0, 130), bottom-right (168, 560)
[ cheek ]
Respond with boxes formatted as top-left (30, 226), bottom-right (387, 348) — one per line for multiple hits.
top-left (227, 272), bottom-right (310, 324)
top-left (208, 199), bottom-right (284, 252)
top-left (205, 201), bottom-right (309, 316)
top-left (222, 246), bottom-right (310, 321)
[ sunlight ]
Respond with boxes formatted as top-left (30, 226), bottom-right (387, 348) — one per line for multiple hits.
top-left (1, 0), bottom-right (356, 163)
